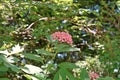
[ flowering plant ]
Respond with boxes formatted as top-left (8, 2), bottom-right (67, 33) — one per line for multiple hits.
top-left (89, 72), bottom-right (99, 80)
top-left (51, 31), bottom-right (73, 45)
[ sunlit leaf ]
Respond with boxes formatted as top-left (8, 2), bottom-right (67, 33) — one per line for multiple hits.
top-left (116, 1), bottom-right (120, 10)
top-left (59, 47), bottom-right (80, 52)
top-left (23, 74), bottom-right (32, 80)
top-left (21, 64), bottom-right (43, 74)
top-left (0, 44), bottom-right (24, 56)
top-left (11, 44), bottom-right (24, 54)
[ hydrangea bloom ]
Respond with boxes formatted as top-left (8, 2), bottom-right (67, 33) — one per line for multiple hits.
top-left (89, 72), bottom-right (99, 80)
top-left (51, 31), bottom-right (73, 45)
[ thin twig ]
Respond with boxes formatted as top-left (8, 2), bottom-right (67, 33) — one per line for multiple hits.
top-left (25, 17), bottom-right (48, 30)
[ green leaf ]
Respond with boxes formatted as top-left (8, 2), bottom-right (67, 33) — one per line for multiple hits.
top-left (35, 49), bottom-right (53, 56)
top-left (116, 1), bottom-right (120, 10)
top-left (60, 47), bottom-right (80, 52)
top-left (23, 74), bottom-right (32, 80)
top-left (53, 68), bottom-right (76, 80)
top-left (53, 68), bottom-right (66, 80)
top-left (4, 62), bottom-right (19, 72)
top-left (46, 35), bottom-right (53, 43)
top-left (65, 69), bottom-right (77, 80)
top-left (0, 78), bottom-right (10, 80)
top-left (34, 73), bottom-right (46, 80)
top-left (53, 71), bottom-right (60, 80)
top-left (80, 68), bottom-right (90, 80)
top-left (0, 72), bottom-right (7, 76)
top-left (55, 44), bottom-right (80, 52)
top-left (55, 44), bottom-right (70, 50)
top-left (23, 53), bottom-right (43, 63)
top-left (0, 65), bottom-right (8, 71)
top-left (0, 55), bottom-right (19, 72)
top-left (58, 62), bottom-right (78, 69)
top-left (97, 76), bottom-right (115, 80)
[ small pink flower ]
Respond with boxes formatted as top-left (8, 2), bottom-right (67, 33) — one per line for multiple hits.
top-left (89, 72), bottom-right (99, 80)
top-left (51, 31), bottom-right (73, 45)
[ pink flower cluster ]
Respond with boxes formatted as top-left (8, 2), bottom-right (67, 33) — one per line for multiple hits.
top-left (51, 31), bottom-right (73, 45)
top-left (89, 72), bottom-right (99, 80)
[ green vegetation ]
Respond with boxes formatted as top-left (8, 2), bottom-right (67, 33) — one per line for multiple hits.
top-left (0, 0), bottom-right (120, 80)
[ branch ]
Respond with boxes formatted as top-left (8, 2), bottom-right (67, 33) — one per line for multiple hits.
top-left (25, 17), bottom-right (48, 30)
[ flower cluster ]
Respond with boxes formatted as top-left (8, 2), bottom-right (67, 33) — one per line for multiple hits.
top-left (51, 31), bottom-right (73, 45)
top-left (89, 72), bottom-right (99, 80)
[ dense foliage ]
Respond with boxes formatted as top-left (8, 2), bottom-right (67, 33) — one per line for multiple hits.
top-left (0, 0), bottom-right (120, 80)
